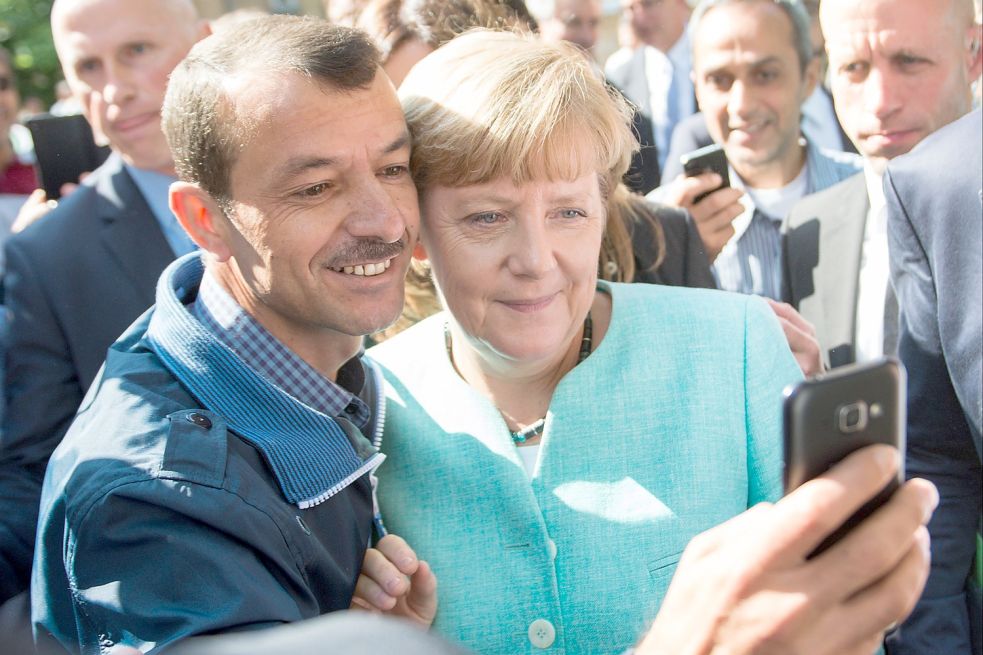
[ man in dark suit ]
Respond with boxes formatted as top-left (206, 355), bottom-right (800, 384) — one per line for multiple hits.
top-left (0, 0), bottom-right (208, 612)
top-left (782, 0), bottom-right (980, 369)
top-left (785, 0), bottom-right (981, 651)
top-left (884, 108), bottom-right (982, 655)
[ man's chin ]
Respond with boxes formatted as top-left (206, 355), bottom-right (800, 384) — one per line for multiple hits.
top-left (117, 144), bottom-right (177, 175)
top-left (351, 299), bottom-right (408, 339)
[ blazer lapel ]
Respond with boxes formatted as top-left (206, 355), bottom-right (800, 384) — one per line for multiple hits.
top-left (785, 173), bottom-right (869, 366)
top-left (95, 155), bottom-right (176, 302)
top-left (815, 175), bottom-right (869, 364)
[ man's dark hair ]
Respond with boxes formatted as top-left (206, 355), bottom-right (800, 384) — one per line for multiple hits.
top-left (162, 15), bottom-right (380, 207)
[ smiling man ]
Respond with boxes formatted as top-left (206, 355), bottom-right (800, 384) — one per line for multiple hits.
top-left (31, 16), bottom-right (436, 653)
top-left (0, 0), bottom-right (209, 618)
top-left (654, 0), bottom-right (859, 300)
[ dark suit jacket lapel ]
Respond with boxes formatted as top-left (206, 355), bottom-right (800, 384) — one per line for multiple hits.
top-left (629, 108), bottom-right (661, 194)
top-left (94, 154), bottom-right (176, 302)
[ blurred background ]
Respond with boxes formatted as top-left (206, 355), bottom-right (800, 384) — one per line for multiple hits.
top-left (0, 0), bottom-right (624, 111)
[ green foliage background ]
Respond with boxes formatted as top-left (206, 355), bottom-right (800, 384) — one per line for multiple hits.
top-left (0, 0), bottom-right (59, 106)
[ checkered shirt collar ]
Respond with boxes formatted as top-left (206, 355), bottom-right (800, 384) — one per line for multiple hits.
top-left (191, 269), bottom-right (370, 429)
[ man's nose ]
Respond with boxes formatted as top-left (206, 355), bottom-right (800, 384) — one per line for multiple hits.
top-left (862, 67), bottom-right (901, 119)
top-left (345, 178), bottom-right (411, 243)
top-left (726, 80), bottom-right (754, 118)
top-left (101, 61), bottom-right (136, 106)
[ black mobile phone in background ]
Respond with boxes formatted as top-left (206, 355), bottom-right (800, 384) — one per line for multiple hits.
top-left (783, 358), bottom-right (906, 557)
top-left (25, 113), bottom-right (110, 200)
top-left (680, 143), bottom-right (730, 203)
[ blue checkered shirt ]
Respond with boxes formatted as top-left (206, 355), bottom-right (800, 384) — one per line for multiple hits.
top-left (191, 271), bottom-right (370, 429)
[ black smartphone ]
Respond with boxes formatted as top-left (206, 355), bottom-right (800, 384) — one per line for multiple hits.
top-left (783, 358), bottom-right (906, 557)
top-left (680, 143), bottom-right (730, 203)
top-left (25, 113), bottom-right (110, 200)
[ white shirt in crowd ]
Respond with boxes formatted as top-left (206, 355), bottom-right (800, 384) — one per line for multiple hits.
top-left (854, 164), bottom-right (891, 362)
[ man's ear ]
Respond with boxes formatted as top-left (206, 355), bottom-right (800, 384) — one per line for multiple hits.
top-left (801, 55), bottom-right (820, 103)
top-left (966, 24), bottom-right (983, 82)
top-left (170, 181), bottom-right (233, 262)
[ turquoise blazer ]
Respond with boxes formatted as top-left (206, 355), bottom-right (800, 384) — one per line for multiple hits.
top-left (369, 282), bottom-right (802, 654)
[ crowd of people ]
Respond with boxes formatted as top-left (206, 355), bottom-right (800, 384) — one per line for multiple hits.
top-left (0, 0), bottom-right (979, 653)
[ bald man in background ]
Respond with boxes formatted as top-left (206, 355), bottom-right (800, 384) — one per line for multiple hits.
top-left (530, 0), bottom-right (603, 55)
top-left (0, 0), bottom-right (208, 617)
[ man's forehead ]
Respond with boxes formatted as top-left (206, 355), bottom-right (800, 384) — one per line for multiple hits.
top-left (557, 0), bottom-right (599, 15)
top-left (823, 11), bottom-right (953, 58)
top-left (226, 69), bottom-right (401, 126)
top-left (225, 70), bottom-right (408, 167)
top-left (54, 0), bottom-right (184, 56)
top-left (694, 5), bottom-right (797, 66)
top-left (822, 0), bottom-right (961, 45)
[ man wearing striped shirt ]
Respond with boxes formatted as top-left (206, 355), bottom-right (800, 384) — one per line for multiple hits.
top-left (649, 0), bottom-right (859, 300)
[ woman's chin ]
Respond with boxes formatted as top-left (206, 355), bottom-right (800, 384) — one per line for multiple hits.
top-left (484, 337), bottom-right (571, 367)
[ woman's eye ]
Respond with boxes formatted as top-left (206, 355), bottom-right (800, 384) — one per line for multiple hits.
top-left (560, 209), bottom-right (586, 219)
top-left (472, 211), bottom-right (502, 224)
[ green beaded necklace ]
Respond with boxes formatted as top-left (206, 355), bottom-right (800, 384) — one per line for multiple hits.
top-left (444, 312), bottom-right (594, 445)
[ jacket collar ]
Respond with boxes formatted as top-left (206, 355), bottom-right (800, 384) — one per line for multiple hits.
top-left (146, 253), bottom-right (382, 508)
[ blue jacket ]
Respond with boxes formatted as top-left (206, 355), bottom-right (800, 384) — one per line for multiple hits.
top-left (32, 254), bottom-right (380, 654)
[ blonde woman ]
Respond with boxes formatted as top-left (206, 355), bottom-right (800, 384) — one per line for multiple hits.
top-left (367, 30), bottom-right (802, 653)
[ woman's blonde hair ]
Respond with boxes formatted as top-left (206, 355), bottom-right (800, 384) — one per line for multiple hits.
top-left (375, 29), bottom-right (662, 340)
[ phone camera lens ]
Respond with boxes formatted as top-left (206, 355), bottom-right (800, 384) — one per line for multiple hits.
top-left (837, 402), bottom-right (869, 433)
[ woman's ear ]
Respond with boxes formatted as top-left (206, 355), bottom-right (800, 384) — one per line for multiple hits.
top-left (169, 181), bottom-right (233, 262)
top-left (412, 240), bottom-right (429, 261)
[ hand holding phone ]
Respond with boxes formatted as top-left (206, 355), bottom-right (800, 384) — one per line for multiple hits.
top-left (26, 113), bottom-right (110, 200)
top-left (681, 143), bottom-right (730, 203)
top-left (783, 358), bottom-right (906, 557)
top-left (662, 144), bottom-right (743, 263)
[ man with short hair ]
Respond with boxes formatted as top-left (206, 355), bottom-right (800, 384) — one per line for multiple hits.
top-left (0, 0), bottom-right (208, 613)
top-left (32, 15), bottom-right (436, 653)
top-left (650, 0), bottom-right (859, 301)
top-left (782, 0), bottom-right (982, 651)
top-left (530, 0), bottom-right (603, 54)
top-left (783, 0), bottom-right (981, 368)
top-left (30, 12), bottom-right (939, 655)
top-left (605, 0), bottom-right (696, 192)
top-left (658, 0), bottom-right (853, 183)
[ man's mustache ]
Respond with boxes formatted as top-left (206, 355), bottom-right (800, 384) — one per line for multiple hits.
top-left (326, 239), bottom-right (406, 267)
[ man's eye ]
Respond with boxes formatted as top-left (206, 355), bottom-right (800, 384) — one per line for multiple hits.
top-left (896, 54), bottom-right (928, 69)
top-left (300, 183), bottom-right (329, 197)
top-left (383, 165), bottom-right (409, 178)
top-left (842, 61), bottom-right (868, 76)
top-left (755, 70), bottom-right (779, 83)
top-left (559, 209), bottom-right (587, 219)
top-left (125, 43), bottom-right (150, 57)
top-left (77, 60), bottom-right (100, 74)
top-left (706, 74), bottom-right (732, 90)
